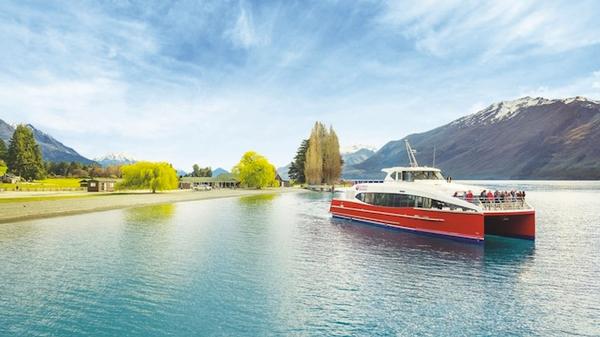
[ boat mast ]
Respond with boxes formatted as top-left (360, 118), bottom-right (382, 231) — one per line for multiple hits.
top-left (405, 139), bottom-right (419, 167)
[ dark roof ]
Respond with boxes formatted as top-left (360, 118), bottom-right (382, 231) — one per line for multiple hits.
top-left (88, 178), bottom-right (118, 182)
top-left (180, 176), bottom-right (239, 183)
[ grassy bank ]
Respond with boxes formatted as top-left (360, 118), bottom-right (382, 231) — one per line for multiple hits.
top-left (0, 178), bottom-right (84, 191)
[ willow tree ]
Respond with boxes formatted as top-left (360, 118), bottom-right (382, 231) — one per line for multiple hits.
top-left (118, 161), bottom-right (178, 193)
top-left (232, 151), bottom-right (276, 189)
top-left (304, 122), bottom-right (324, 185)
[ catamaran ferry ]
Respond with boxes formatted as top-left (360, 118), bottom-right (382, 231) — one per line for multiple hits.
top-left (330, 141), bottom-right (535, 242)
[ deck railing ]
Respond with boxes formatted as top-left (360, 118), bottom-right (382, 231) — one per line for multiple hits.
top-left (454, 196), bottom-right (532, 211)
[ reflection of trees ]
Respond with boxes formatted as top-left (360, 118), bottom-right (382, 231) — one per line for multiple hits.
top-left (124, 203), bottom-right (176, 225)
top-left (238, 193), bottom-right (277, 206)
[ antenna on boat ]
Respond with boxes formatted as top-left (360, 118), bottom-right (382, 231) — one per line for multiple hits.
top-left (405, 139), bottom-right (419, 167)
top-left (432, 145), bottom-right (436, 168)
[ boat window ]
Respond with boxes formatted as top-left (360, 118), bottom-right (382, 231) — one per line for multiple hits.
top-left (356, 192), bottom-right (416, 208)
top-left (402, 172), bottom-right (413, 182)
top-left (411, 171), bottom-right (444, 180)
top-left (357, 192), bottom-right (475, 211)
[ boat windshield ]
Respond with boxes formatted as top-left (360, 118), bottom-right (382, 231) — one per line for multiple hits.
top-left (402, 171), bottom-right (444, 181)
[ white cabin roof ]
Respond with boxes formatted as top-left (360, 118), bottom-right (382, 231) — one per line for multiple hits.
top-left (382, 166), bottom-right (442, 173)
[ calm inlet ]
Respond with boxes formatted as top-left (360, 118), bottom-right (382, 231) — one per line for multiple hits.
top-left (1, 182), bottom-right (599, 336)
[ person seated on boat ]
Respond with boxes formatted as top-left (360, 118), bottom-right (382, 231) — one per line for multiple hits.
top-left (479, 190), bottom-right (486, 201)
top-left (486, 190), bottom-right (494, 203)
top-left (494, 190), bottom-right (500, 203)
top-left (466, 190), bottom-right (474, 202)
top-left (453, 191), bottom-right (458, 198)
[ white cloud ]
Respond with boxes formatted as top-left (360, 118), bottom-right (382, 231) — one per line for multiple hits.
top-left (519, 71), bottom-right (600, 100)
top-left (379, 0), bottom-right (600, 58)
top-left (226, 3), bottom-right (268, 48)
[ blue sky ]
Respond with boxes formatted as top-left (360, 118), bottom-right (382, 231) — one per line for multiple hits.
top-left (1, 0), bottom-right (599, 170)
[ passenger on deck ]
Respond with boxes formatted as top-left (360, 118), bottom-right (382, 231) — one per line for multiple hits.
top-left (479, 190), bottom-right (486, 201)
top-left (466, 190), bottom-right (474, 202)
top-left (486, 191), bottom-right (494, 203)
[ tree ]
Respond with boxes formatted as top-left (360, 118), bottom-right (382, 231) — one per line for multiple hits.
top-left (302, 122), bottom-right (342, 185)
top-left (288, 139), bottom-right (309, 183)
top-left (0, 139), bottom-right (7, 162)
top-left (191, 164), bottom-right (212, 177)
top-left (0, 160), bottom-right (7, 176)
top-left (7, 125), bottom-right (46, 180)
top-left (192, 164), bottom-right (201, 177)
top-left (118, 161), bottom-right (178, 193)
top-left (322, 126), bottom-right (342, 184)
top-left (232, 151), bottom-right (276, 189)
top-left (304, 122), bottom-right (326, 185)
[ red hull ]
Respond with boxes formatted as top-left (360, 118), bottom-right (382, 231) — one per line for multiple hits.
top-left (330, 199), bottom-right (535, 242)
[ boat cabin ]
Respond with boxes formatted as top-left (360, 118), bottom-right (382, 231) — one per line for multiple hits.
top-left (383, 167), bottom-right (444, 182)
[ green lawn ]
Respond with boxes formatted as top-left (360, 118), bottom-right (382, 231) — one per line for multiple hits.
top-left (0, 178), bottom-right (83, 191)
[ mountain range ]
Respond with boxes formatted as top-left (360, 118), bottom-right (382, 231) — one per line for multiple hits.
top-left (0, 119), bottom-right (95, 164)
top-left (212, 167), bottom-right (229, 177)
top-left (94, 153), bottom-right (136, 167)
top-left (342, 147), bottom-right (376, 166)
top-left (345, 96), bottom-right (600, 179)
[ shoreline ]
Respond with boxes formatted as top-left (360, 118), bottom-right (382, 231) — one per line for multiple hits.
top-left (0, 188), bottom-right (302, 224)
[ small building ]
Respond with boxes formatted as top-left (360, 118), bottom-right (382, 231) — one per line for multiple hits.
top-left (79, 179), bottom-right (89, 188)
top-left (1, 174), bottom-right (21, 184)
top-left (87, 178), bottom-right (116, 192)
top-left (275, 174), bottom-right (290, 187)
top-left (179, 175), bottom-right (240, 189)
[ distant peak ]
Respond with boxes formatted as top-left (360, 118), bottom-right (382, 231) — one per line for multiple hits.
top-left (341, 144), bottom-right (378, 154)
top-left (94, 152), bottom-right (137, 162)
top-left (453, 95), bottom-right (599, 128)
top-left (561, 96), bottom-right (599, 104)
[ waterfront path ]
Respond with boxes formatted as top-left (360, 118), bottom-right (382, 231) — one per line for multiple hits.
top-left (0, 188), bottom-right (301, 223)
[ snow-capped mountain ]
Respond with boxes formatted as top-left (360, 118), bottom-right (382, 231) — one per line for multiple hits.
top-left (342, 147), bottom-right (376, 166)
top-left (0, 119), bottom-right (94, 164)
top-left (453, 96), bottom-right (600, 127)
top-left (94, 153), bottom-right (137, 167)
top-left (341, 144), bottom-right (378, 154)
top-left (347, 96), bottom-right (600, 179)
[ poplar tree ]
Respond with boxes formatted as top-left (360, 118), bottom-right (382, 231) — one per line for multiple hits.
top-left (7, 125), bottom-right (46, 180)
top-left (304, 122), bottom-right (324, 185)
top-left (303, 122), bottom-right (342, 185)
top-left (322, 126), bottom-right (342, 184)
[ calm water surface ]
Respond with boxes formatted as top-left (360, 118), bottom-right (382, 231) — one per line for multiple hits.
top-left (1, 181), bottom-right (599, 336)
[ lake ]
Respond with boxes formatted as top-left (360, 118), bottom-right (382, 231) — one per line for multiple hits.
top-left (1, 181), bottom-right (599, 336)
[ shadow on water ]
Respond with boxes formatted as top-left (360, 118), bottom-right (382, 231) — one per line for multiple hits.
top-left (124, 203), bottom-right (176, 226)
top-left (483, 235), bottom-right (536, 264)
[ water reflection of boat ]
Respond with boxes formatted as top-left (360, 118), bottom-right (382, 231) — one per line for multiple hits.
top-left (330, 140), bottom-right (535, 242)
top-left (331, 217), bottom-right (484, 260)
top-left (333, 217), bottom-right (536, 265)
